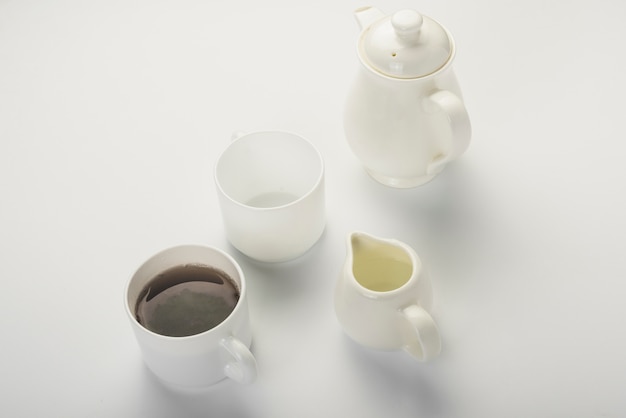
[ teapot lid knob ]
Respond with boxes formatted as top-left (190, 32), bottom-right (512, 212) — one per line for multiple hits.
top-left (391, 10), bottom-right (423, 42)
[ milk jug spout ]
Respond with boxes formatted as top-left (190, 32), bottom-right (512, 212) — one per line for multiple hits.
top-left (348, 232), bottom-right (414, 293)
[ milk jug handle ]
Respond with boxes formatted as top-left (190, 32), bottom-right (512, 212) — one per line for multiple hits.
top-left (425, 90), bottom-right (471, 175)
top-left (400, 305), bottom-right (442, 361)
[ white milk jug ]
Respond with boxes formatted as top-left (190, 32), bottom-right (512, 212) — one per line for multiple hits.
top-left (344, 7), bottom-right (471, 188)
top-left (334, 231), bottom-right (441, 361)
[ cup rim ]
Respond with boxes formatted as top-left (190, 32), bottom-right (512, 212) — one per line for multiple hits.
top-left (214, 130), bottom-right (325, 211)
top-left (124, 243), bottom-right (247, 340)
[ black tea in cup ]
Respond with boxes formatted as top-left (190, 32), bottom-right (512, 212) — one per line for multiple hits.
top-left (135, 264), bottom-right (240, 337)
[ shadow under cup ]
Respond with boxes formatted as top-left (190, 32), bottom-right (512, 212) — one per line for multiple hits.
top-left (215, 131), bottom-right (325, 262)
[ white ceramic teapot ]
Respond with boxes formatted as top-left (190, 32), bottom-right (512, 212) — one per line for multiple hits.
top-left (344, 7), bottom-right (471, 188)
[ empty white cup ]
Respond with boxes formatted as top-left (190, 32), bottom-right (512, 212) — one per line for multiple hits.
top-left (214, 131), bottom-right (325, 262)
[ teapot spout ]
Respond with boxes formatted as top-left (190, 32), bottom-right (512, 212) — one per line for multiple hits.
top-left (354, 6), bottom-right (385, 30)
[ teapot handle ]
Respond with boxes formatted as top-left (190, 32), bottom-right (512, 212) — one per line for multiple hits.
top-left (424, 90), bottom-right (471, 176)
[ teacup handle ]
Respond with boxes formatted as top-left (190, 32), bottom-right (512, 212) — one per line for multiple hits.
top-left (424, 90), bottom-right (471, 176)
top-left (220, 336), bottom-right (257, 384)
top-left (400, 305), bottom-right (442, 361)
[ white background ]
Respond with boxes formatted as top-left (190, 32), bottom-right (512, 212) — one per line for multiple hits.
top-left (1, 0), bottom-right (625, 417)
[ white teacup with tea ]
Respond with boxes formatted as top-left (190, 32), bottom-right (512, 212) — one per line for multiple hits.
top-left (124, 244), bottom-right (257, 388)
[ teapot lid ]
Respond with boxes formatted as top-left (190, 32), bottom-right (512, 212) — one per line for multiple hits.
top-left (358, 10), bottom-right (453, 79)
